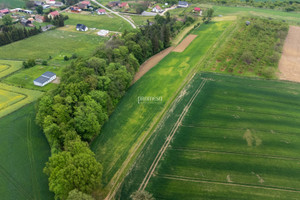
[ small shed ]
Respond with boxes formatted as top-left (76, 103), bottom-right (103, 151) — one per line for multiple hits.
top-left (246, 21), bottom-right (251, 26)
top-left (34, 71), bottom-right (56, 87)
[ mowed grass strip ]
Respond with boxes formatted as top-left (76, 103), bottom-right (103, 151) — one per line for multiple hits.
top-left (0, 29), bottom-right (107, 60)
top-left (0, 60), bottom-right (23, 79)
top-left (144, 73), bottom-right (300, 199)
top-left (64, 13), bottom-right (133, 32)
top-left (0, 83), bottom-right (43, 118)
top-left (91, 21), bottom-right (233, 187)
top-left (0, 103), bottom-right (53, 200)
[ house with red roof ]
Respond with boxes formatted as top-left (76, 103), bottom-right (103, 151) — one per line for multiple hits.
top-left (48, 11), bottom-right (59, 19)
top-left (152, 5), bottom-right (163, 13)
top-left (119, 2), bottom-right (129, 9)
top-left (0, 9), bottom-right (10, 15)
top-left (78, 1), bottom-right (91, 9)
top-left (194, 7), bottom-right (201, 12)
top-left (70, 6), bottom-right (81, 12)
top-left (97, 9), bottom-right (106, 15)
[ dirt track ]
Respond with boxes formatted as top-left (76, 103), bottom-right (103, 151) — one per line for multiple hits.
top-left (173, 34), bottom-right (197, 52)
top-left (279, 26), bottom-right (300, 82)
top-left (132, 47), bottom-right (174, 84)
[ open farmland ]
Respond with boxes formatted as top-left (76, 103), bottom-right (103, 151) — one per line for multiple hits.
top-left (0, 83), bottom-right (43, 118)
top-left (0, 60), bottom-right (23, 79)
top-left (0, 103), bottom-right (53, 200)
top-left (0, 29), bottom-right (107, 60)
top-left (202, 17), bottom-right (288, 78)
top-left (64, 13), bottom-right (133, 32)
top-left (91, 20), bottom-right (235, 198)
top-left (120, 73), bottom-right (300, 199)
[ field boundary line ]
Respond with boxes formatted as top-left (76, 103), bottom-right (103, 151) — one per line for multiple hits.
top-left (0, 64), bottom-right (10, 73)
top-left (139, 79), bottom-right (207, 191)
top-left (159, 174), bottom-right (300, 193)
top-left (171, 148), bottom-right (300, 161)
top-left (0, 164), bottom-right (33, 200)
top-left (181, 124), bottom-right (300, 137)
top-left (192, 106), bottom-right (300, 120)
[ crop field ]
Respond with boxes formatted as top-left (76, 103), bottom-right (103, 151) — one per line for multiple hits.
top-left (3, 64), bottom-right (64, 91)
top-left (0, 60), bottom-right (23, 79)
top-left (169, 4), bottom-right (300, 25)
top-left (0, 83), bottom-right (43, 118)
top-left (0, 29), bottom-right (107, 60)
top-left (0, 0), bottom-right (24, 8)
top-left (91, 20), bottom-right (234, 197)
top-left (119, 73), bottom-right (300, 200)
top-left (0, 103), bottom-right (53, 200)
top-left (64, 13), bottom-right (133, 32)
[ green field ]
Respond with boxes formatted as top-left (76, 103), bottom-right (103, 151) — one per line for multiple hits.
top-left (168, 4), bottom-right (300, 25)
top-left (3, 64), bottom-right (64, 91)
top-left (91, 20), bottom-right (233, 195)
top-left (0, 0), bottom-right (24, 8)
top-left (0, 103), bottom-right (53, 200)
top-left (0, 83), bottom-right (43, 118)
top-left (119, 73), bottom-right (300, 199)
top-left (0, 60), bottom-right (23, 79)
top-left (0, 29), bottom-right (107, 60)
top-left (65, 13), bottom-right (133, 32)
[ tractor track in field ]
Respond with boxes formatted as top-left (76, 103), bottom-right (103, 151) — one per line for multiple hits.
top-left (171, 148), bottom-right (300, 161)
top-left (139, 79), bottom-right (207, 191)
top-left (181, 124), bottom-right (300, 137)
top-left (159, 174), bottom-right (300, 193)
top-left (0, 164), bottom-right (33, 200)
top-left (26, 116), bottom-right (40, 200)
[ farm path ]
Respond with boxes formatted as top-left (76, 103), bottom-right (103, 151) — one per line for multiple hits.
top-left (132, 47), bottom-right (174, 84)
top-left (91, 0), bottom-right (137, 29)
top-left (279, 26), bottom-right (300, 82)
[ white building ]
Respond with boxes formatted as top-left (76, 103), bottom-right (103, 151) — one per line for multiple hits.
top-left (34, 71), bottom-right (56, 87)
top-left (76, 24), bottom-right (88, 31)
top-left (97, 29), bottom-right (109, 36)
top-left (178, 1), bottom-right (189, 8)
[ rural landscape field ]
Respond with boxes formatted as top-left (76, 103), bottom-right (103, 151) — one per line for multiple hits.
top-left (0, 0), bottom-right (300, 199)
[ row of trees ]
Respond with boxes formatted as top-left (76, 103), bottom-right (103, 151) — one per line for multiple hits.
top-left (193, 0), bottom-right (300, 12)
top-left (0, 24), bottom-right (41, 46)
top-left (36, 14), bottom-right (189, 199)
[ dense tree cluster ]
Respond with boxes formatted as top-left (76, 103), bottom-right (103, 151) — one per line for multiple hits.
top-left (0, 24), bottom-right (41, 46)
top-left (191, 0), bottom-right (300, 12)
top-left (37, 14), bottom-right (188, 199)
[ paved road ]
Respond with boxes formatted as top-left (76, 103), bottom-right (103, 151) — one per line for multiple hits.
top-left (91, 0), bottom-right (137, 29)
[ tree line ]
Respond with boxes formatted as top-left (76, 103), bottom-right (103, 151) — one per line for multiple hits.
top-left (0, 24), bottom-right (41, 46)
top-left (191, 0), bottom-right (300, 12)
top-left (36, 13), bottom-right (193, 199)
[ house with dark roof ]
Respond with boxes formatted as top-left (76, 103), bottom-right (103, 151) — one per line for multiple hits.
top-left (108, 1), bottom-right (120, 7)
top-left (34, 72), bottom-right (56, 87)
top-left (76, 24), bottom-right (88, 31)
top-left (178, 1), bottom-right (189, 8)
top-left (21, 18), bottom-right (33, 27)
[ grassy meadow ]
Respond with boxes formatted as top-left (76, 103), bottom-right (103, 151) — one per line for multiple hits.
top-left (0, 60), bottom-right (23, 79)
top-left (0, 29), bottom-right (107, 60)
top-left (64, 13), bottom-right (133, 32)
top-left (120, 73), bottom-right (300, 199)
top-left (91, 20), bottom-right (233, 193)
top-left (0, 0), bottom-right (24, 8)
top-left (0, 103), bottom-right (53, 200)
top-left (202, 17), bottom-right (288, 78)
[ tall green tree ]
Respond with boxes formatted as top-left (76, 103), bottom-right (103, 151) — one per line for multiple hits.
top-left (2, 15), bottom-right (12, 26)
